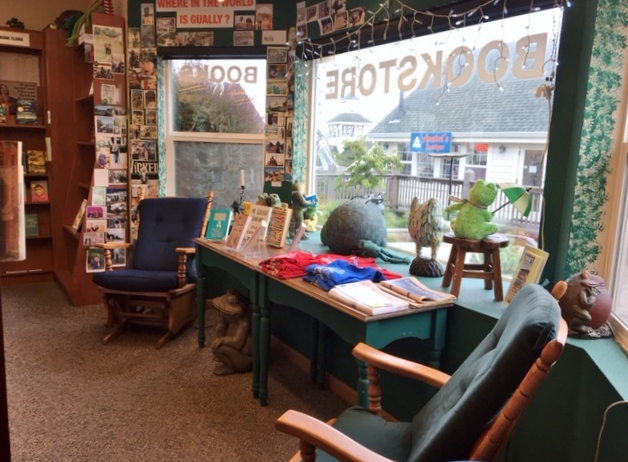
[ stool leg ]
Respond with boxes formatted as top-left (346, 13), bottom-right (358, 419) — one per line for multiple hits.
top-left (483, 250), bottom-right (493, 290)
top-left (442, 245), bottom-right (458, 288)
top-left (450, 248), bottom-right (466, 298)
top-left (491, 249), bottom-right (504, 301)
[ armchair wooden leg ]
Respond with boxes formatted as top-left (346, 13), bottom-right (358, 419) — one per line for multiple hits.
top-left (156, 331), bottom-right (173, 350)
top-left (299, 440), bottom-right (317, 462)
top-left (103, 323), bottom-right (126, 345)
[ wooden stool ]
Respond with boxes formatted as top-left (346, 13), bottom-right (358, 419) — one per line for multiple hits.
top-left (441, 232), bottom-right (509, 301)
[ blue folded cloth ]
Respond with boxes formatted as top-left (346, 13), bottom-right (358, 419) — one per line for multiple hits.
top-left (303, 259), bottom-right (387, 291)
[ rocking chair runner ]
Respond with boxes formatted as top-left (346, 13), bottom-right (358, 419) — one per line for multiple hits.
top-left (276, 282), bottom-right (568, 462)
top-left (92, 192), bottom-right (213, 349)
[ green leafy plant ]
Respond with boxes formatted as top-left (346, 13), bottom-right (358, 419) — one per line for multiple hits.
top-left (5, 17), bottom-right (25, 29)
top-left (334, 137), bottom-right (402, 190)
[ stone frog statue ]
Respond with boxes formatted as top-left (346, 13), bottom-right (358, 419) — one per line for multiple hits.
top-left (210, 289), bottom-right (253, 376)
top-left (445, 179), bottom-right (499, 239)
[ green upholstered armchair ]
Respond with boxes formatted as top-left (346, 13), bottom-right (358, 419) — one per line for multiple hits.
top-left (276, 282), bottom-right (568, 462)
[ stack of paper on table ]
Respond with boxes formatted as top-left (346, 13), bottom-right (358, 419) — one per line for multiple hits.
top-left (328, 280), bottom-right (409, 315)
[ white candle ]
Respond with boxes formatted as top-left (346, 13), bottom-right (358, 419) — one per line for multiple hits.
top-left (239, 169), bottom-right (245, 188)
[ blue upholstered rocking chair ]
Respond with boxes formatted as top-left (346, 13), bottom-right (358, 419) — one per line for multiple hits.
top-left (276, 282), bottom-right (568, 462)
top-left (92, 193), bottom-right (212, 349)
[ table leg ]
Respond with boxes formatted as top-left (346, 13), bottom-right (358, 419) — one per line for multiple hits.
top-left (196, 262), bottom-right (206, 347)
top-left (258, 276), bottom-right (271, 406)
top-left (427, 308), bottom-right (448, 369)
top-left (309, 320), bottom-right (319, 384)
top-left (356, 360), bottom-right (369, 408)
top-left (251, 272), bottom-right (261, 400)
top-left (317, 324), bottom-right (327, 389)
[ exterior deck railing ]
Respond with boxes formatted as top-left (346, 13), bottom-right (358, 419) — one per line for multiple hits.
top-left (315, 173), bottom-right (543, 232)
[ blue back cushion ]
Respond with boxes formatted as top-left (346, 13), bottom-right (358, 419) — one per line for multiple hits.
top-left (408, 284), bottom-right (560, 462)
top-left (133, 197), bottom-right (206, 279)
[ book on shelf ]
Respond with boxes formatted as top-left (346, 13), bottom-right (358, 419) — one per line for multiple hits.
top-left (25, 213), bottom-right (39, 237)
top-left (0, 103), bottom-right (6, 124)
top-left (328, 280), bottom-right (409, 316)
top-left (379, 277), bottom-right (456, 307)
top-left (266, 206), bottom-right (292, 248)
top-left (29, 179), bottom-right (48, 203)
top-left (0, 140), bottom-right (25, 261)
top-left (25, 149), bottom-right (46, 174)
top-left (504, 245), bottom-right (550, 304)
top-left (205, 208), bottom-right (233, 241)
top-left (15, 99), bottom-right (38, 125)
top-left (225, 213), bottom-right (252, 250)
top-left (71, 199), bottom-right (88, 232)
top-left (240, 204), bottom-right (272, 250)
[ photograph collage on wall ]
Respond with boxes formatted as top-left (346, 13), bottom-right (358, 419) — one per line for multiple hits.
top-left (88, 22), bottom-right (129, 272)
top-left (265, 46), bottom-right (293, 184)
top-left (296, 0), bottom-right (365, 38)
top-left (129, 4), bottom-right (160, 239)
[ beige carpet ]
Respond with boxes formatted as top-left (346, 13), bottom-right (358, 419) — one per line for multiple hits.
top-left (1, 281), bottom-right (348, 461)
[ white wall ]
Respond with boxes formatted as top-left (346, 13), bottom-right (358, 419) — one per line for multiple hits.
top-left (3, 0), bottom-right (126, 31)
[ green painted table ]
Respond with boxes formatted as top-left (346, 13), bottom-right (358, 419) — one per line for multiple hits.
top-left (194, 238), bottom-right (450, 406)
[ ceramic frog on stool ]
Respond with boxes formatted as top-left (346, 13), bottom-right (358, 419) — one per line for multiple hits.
top-left (445, 179), bottom-right (498, 239)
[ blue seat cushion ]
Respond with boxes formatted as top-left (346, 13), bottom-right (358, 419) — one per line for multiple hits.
top-left (316, 407), bottom-right (412, 462)
top-left (92, 268), bottom-right (180, 292)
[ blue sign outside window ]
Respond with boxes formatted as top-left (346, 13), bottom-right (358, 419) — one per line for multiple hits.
top-left (409, 132), bottom-right (452, 153)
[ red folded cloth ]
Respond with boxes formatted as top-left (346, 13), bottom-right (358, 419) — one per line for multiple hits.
top-left (259, 250), bottom-right (403, 280)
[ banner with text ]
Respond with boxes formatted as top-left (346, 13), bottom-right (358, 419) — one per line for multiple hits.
top-left (156, 0), bottom-right (257, 28)
top-left (409, 132), bottom-right (452, 154)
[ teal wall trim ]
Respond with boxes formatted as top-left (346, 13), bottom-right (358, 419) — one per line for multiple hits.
top-left (292, 59), bottom-right (308, 184)
top-left (156, 56), bottom-right (166, 197)
top-left (566, 0), bottom-right (628, 275)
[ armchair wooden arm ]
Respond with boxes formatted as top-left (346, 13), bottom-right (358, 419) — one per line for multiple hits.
top-left (275, 410), bottom-right (395, 462)
top-left (93, 242), bottom-right (132, 271)
top-left (175, 247), bottom-right (196, 288)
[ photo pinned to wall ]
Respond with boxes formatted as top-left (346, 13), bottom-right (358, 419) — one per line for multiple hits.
top-left (265, 136), bottom-right (285, 155)
top-left (141, 77), bottom-right (156, 90)
top-left (264, 166), bottom-right (285, 183)
top-left (266, 125), bottom-right (285, 138)
top-left (267, 80), bottom-right (288, 96)
top-left (106, 188), bottom-right (127, 211)
top-left (128, 70), bottom-right (140, 89)
top-left (306, 4), bottom-right (319, 22)
top-left (156, 16), bottom-right (176, 33)
top-left (131, 110), bottom-right (144, 126)
top-left (110, 247), bottom-right (127, 268)
top-left (131, 140), bottom-right (156, 161)
top-left (265, 153), bottom-right (285, 167)
top-left (266, 111), bottom-right (285, 127)
top-left (296, 1), bottom-right (306, 25)
top-left (93, 24), bottom-right (124, 67)
top-left (113, 115), bottom-right (127, 135)
top-left (86, 205), bottom-right (107, 220)
top-left (267, 64), bottom-right (288, 79)
top-left (129, 48), bottom-right (140, 71)
top-left (111, 53), bottom-right (125, 73)
top-left (144, 109), bottom-right (157, 125)
top-left (286, 138), bottom-right (293, 158)
top-left (86, 247), bottom-right (105, 273)
top-left (143, 89), bottom-right (157, 109)
top-left (95, 145), bottom-right (110, 168)
top-left (105, 228), bottom-right (126, 243)
top-left (101, 83), bottom-right (121, 105)
top-left (94, 104), bottom-right (125, 117)
top-left (107, 214), bottom-right (126, 230)
top-left (286, 116), bottom-right (293, 137)
top-left (234, 31), bottom-right (254, 47)
top-left (318, 16), bottom-right (332, 34)
top-left (348, 6), bottom-right (366, 27)
top-left (334, 12), bottom-right (348, 30)
top-left (267, 46), bottom-right (288, 64)
top-left (140, 125), bottom-right (157, 139)
top-left (256, 4), bottom-right (274, 30)
top-left (91, 186), bottom-right (107, 206)
top-left (95, 116), bottom-right (114, 134)
top-left (109, 147), bottom-right (127, 169)
top-left (235, 15), bottom-right (256, 30)
top-left (131, 89), bottom-right (143, 110)
top-left (296, 24), bottom-right (307, 41)
top-left (94, 63), bottom-right (113, 80)
top-left (131, 160), bottom-right (159, 186)
top-left (261, 30), bottom-right (287, 45)
top-left (140, 25), bottom-right (156, 47)
top-left (267, 95), bottom-right (287, 112)
top-left (128, 27), bottom-right (141, 49)
top-left (318, 1), bottom-right (330, 18)
top-left (141, 3), bottom-right (155, 26)
top-left (108, 169), bottom-right (128, 186)
top-left (86, 219), bottom-right (107, 233)
top-left (82, 232), bottom-right (104, 247)
top-left (331, 0), bottom-right (347, 15)
top-left (285, 160), bottom-right (293, 180)
top-left (29, 180), bottom-right (48, 203)
top-left (157, 31), bottom-right (214, 47)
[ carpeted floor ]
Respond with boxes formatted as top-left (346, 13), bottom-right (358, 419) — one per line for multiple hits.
top-left (1, 281), bottom-right (348, 461)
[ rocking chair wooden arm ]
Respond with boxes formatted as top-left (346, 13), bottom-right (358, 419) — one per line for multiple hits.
top-left (176, 247), bottom-right (195, 288)
top-left (93, 242), bottom-right (132, 271)
top-left (275, 410), bottom-right (395, 462)
top-left (352, 342), bottom-right (451, 389)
